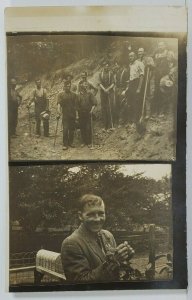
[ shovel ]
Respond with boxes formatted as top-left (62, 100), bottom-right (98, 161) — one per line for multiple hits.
top-left (53, 117), bottom-right (60, 147)
top-left (90, 111), bottom-right (94, 150)
top-left (108, 92), bottom-right (115, 130)
top-left (137, 67), bottom-right (150, 134)
top-left (27, 106), bottom-right (32, 137)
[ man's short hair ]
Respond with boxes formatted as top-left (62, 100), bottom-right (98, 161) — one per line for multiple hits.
top-left (10, 78), bottom-right (17, 85)
top-left (78, 194), bottom-right (104, 211)
top-left (81, 71), bottom-right (87, 77)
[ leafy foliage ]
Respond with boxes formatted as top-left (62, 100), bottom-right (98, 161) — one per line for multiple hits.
top-left (9, 164), bottom-right (171, 232)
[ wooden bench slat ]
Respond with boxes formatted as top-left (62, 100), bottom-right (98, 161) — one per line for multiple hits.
top-left (10, 266), bottom-right (35, 273)
top-left (36, 266), bottom-right (66, 280)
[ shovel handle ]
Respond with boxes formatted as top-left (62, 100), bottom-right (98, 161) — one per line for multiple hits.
top-left (140, 67), bottom-right (150, 121)
top-left (53, 118), bottom-right (59, 147)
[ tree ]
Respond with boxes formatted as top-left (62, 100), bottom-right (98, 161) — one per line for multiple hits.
top-left (10, 164), bottom-right (172, 233)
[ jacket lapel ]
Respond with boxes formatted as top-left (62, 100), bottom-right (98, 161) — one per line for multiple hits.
top-left (78, 224), bottom-right (106, 262)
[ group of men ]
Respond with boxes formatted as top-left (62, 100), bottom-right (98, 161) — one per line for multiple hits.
top-left (8, 41), bottom-right (177, 150)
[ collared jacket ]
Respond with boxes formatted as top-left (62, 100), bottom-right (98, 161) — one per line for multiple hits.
top-left (32, 87), bottom-right (49, 115)
top-left (9, 88), bottom-right (22, 109)
top-left (115, 67), bottom-right (129, 89)
top-left (76, 90), bottom-right (97, 114)
top-left (61, 223), bottom-right (118, 283)
top-left (57, 90), bottom-right (77, 120)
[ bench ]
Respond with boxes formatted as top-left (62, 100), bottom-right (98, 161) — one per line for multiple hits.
top-left (9, 249), bottom-right (66, 285)
top-left (34, 249), bottom-right (66, 283)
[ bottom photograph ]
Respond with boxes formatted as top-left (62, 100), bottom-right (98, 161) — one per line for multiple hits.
top-left (9, 163), bottom-right (173, 288)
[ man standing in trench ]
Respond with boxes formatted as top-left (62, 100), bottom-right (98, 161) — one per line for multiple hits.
top-left (28, 79), bottom-right (49, 137)
top-left (8, 78), bottom-right (22, 138)
top-left (57, 80), bottom-right (78, 150)
top-left (99, 62), bottom-right (115, 131)
top-left (127, 52), bottom-right (144, 125)
top-left (76, 81), bottom-right (97, 148)
top-left (61, 194), bottom-right (134, 282)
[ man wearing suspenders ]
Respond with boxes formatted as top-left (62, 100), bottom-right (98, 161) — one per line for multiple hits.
top-left (99, 62), bottom-right (115, 131)
top-left (28, 79), bottom-right (49, 137)
top-left (114, 62), bottom-right (130, 125)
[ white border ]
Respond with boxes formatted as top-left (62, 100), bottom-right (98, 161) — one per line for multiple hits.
top-left (5, 6), bottom-right (187, 32)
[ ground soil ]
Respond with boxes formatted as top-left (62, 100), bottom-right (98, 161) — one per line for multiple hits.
top-left (9, 60), bottom-right (176, 161)
top-left (10, 105), bottom-right (176, 161)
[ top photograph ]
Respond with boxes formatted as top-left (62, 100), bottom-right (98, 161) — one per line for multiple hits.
top-left (7, 33), bottom-right (179, 161)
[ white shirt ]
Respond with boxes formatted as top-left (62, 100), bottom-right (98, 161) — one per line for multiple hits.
top-left (129, 60), bottom-right (145, 81)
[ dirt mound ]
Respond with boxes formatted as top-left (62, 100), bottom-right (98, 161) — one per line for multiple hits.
top-left (10, 45), bottom-right (176, 161)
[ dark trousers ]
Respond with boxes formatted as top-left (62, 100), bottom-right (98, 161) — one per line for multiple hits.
top-left (100, 91), bottom-right (115, 129)
top-left (35, 115), bottom-right (49, 136)
top-left (63, 117), bottom-right (75, 147)
top-left (127, 79), bottom-right (141, 123)
top-left (152, 75), bottom-right (163, 115)
top-left (115, 87), bottom-right (124, 125)
top-left (79, 111), bottom-right (92, 145)
top-left (9, 105), bottom-right (18, 135)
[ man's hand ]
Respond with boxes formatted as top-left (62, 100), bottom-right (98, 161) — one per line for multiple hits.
top-left (114, 242), bottom-right (135, 263)
top-left (115, 243), bottom-right (129, 262)
top-left (90, 106), bottom-right (95, 115)
top-left (136, 88), bottom-right (141, 94)
top-left (121, 90), bottom-right (126, 97)
top-left (56, 114), bottom-right (61, 120)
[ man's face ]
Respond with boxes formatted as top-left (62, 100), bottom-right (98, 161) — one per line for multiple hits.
top-left (104, 64), bottom-right (109, 72)
top-left (79, 201), bottom-right (106, 233)
top-left (138, 48), bottom-right (144, 59)
top-left (66, 76), bottom-right (72, 81)
top-left (81, 73), bottom-right (87, 81)
top-left (158, 42), bottom-right (166, 53)
top-left (129, 53), bottom-right (135, 63)
top-left (64, 83), bottom-right (71, 92)
top-left (82, 81), bottom-right (88, 91)
top-left (36, 80), bottom-right (41, 89)
top-left (114, 62), bottom-right (120, 72)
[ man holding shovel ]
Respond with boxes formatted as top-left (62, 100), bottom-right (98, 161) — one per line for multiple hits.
top-left (8, 78), bottom-right (22, 138)
top-left (57, 80), bottom-right (78, 150)
top-left (113, 61), bottom-right (130, 125)
top-left (127, 52), bottom-right (145, 126)
top-left (137, 48), bottom-right (155, 121)
top-left (76, 81), bottom-right (97, 148)
top-left (99, 62), bottom-right (115, 131)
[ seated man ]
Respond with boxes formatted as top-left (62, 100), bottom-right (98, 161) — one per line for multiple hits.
top-left (61, 194), bottom-right (134, 283)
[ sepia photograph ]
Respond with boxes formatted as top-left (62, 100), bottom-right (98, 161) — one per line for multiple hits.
top-left (5, 5), bottom-right (187, 295)
top-left (9, 163), bottom-right (173, 289)
top-left (7, 34), bottom-right (178, 161)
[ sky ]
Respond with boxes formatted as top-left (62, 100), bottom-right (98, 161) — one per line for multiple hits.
top-left (69, 164), bottom-right (171, 181)
top-left (119, 164), bottom-right (171, 180)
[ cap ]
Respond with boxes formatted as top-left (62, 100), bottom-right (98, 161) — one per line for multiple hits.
top-left (40, 111), bottom-right (50, 120)
top-left (64, 73), bottom-right (73, 80)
